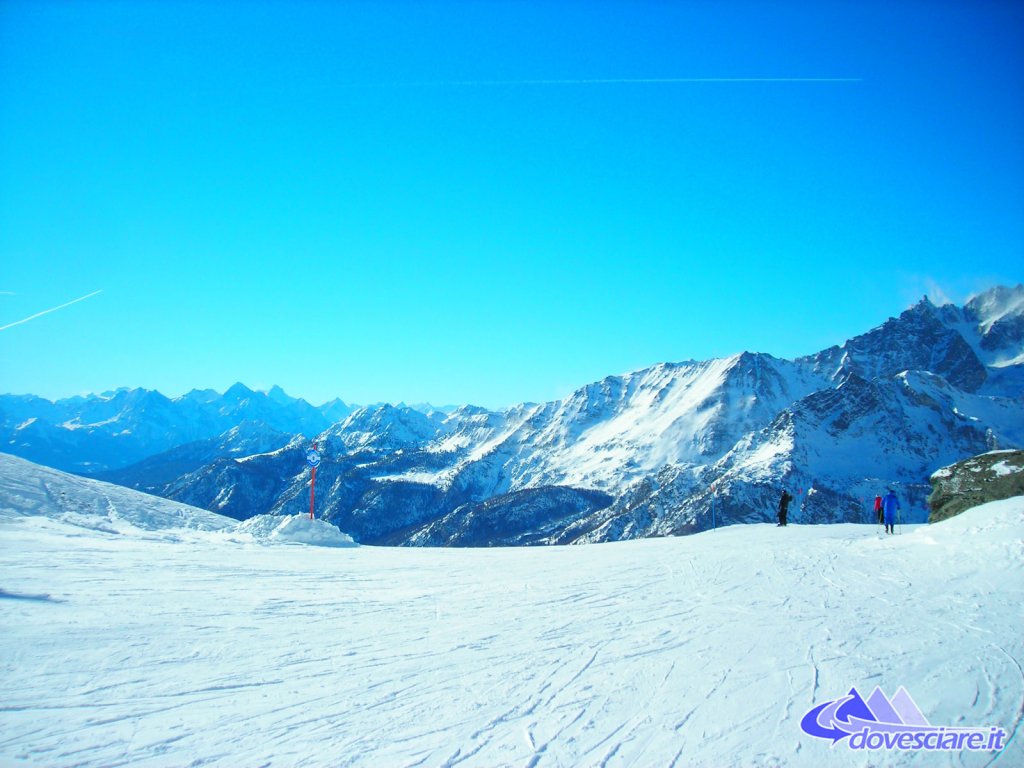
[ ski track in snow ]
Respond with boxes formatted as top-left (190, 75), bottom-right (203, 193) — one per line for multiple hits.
top-left (1, 473), bottom-right (1023, 766)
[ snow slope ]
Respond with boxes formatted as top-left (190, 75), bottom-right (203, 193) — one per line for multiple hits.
top-left (1, 462), bottom-right (1021, 766)
top-left (0, 452), bottom-right (235, 534)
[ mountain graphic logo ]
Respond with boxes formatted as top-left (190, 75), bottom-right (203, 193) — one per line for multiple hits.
top-left (800, 686), bottom-right (1007, 753)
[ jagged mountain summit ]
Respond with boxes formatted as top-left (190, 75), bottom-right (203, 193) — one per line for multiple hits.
top-left (804, 288), bottom-right (1024, 394)
top-left (4, 285), bottom-right (1023, 545)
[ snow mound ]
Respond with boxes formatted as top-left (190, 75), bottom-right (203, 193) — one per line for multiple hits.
top-left (236, 513), bottom-right (357, 547)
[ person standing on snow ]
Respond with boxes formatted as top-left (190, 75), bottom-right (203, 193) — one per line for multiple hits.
top-left (874, 494), bottom-right (883, 525)
top-left (778, 489), bottom-right (793, 527)
top-left (882, 489), bottom-right (900, 534)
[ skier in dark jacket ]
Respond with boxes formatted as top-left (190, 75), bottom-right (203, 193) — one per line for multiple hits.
top-left (778, 489), bottom-right (792, 527)
top-left (882, 489), bottom-right (900, 534)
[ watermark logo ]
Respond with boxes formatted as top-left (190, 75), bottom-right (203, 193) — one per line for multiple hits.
top-left (800, 686), bottom-right (1007, 752)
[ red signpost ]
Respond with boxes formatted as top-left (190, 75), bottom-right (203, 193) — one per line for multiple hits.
top-left (306, 443), bottom-right (321, 520)
top-left (710, 483), bottom-right (717, 530)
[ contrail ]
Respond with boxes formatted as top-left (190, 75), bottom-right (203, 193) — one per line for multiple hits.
top-left (0, 289), bottom-right (103, 332)
top-left (356, 77), bottom-right (862, 88)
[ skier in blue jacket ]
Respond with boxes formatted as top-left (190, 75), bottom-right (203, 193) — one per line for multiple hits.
top-left (882, 489), bottom-right (900, 534)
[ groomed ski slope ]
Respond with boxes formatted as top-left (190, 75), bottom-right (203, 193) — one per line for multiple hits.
top-left (1, 456), bottom-right (1022, 767)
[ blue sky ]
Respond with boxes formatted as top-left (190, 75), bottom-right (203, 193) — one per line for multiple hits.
top-left (1, 1), bottom-right (1022, 408)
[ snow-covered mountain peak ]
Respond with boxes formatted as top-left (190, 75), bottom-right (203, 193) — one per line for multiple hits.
top-left (902, 285), bottom-right (1024, 377)
top-left (327, 403), bottom-right (449, 453)
top-left (804, 297), bottom-right (988, 392)
top-left (445, 404), bottom-right (492, 420)
top-left (223, 382), bottom-right (257, 402)
top-left (966, 283), bottom-right (1024, 332)
top-left (319, 397), bottom-right (354, 423)
top-left (265, 384), bottom-right (295, 405)
top-left (97, 387), bottom-right (134, 400)
top-left (178, 388), bottom-right (221, 405)
top-left (219, 419), bottom-right (289, 448)
top-left (476, 353), bottom-right (831, 494)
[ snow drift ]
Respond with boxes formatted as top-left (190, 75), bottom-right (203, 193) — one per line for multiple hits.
top-left (236, 513), bottom-right (357, 547)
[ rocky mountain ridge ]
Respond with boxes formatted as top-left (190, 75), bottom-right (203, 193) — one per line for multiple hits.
top-left (927, 449), bottom-right (1024, 523)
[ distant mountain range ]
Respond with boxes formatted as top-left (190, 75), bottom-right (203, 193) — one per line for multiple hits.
top-left (1, 384), bottom-right (353, 474)
top-left (4, 285), bottom-right (1023, 546)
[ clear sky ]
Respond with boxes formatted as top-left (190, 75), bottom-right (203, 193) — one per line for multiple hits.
top-left (1, 1), bottom-right (1022, 409)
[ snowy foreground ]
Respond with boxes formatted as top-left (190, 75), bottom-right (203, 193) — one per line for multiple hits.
top-left (1, 457), bottom-right (1022, 767)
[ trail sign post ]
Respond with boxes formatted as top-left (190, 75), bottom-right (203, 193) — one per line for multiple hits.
top-left (710, 483), bottom-right (717, 531)
top-left (306, 443), bottom-right (321, 520)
